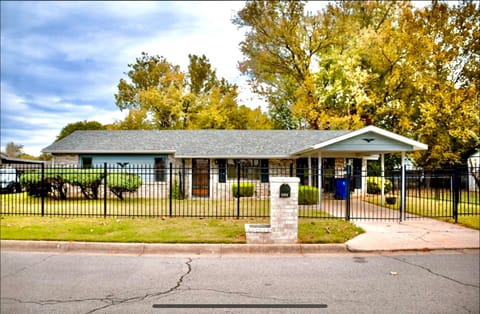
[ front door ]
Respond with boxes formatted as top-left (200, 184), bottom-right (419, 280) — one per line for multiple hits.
top-left (192, 159), bottom-right (210, 197)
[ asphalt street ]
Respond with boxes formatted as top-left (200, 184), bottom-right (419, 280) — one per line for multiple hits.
top-left (1, 251), bottom-right (479, 314)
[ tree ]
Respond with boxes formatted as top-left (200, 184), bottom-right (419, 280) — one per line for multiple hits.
top-left (233, 0), bottom-right (329, 129)
top-left (234, 0), bottom-right (479, 165)
top-left (56, 120), bottom-right (106, 141)
top-left (109, 108), bottom-right (154, 130)
top-left (410, 1), bottom-right (479, 166)
top-left (4, 142), bottom-right (24, 157)
top-left (3, 142), bottom-right (44, 160)
top-left (115, 52), bottom-right (272, 130)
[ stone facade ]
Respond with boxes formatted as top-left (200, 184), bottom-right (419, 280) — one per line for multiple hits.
top-left (52, 154), bottom-right (79, 166)
top-left (245, 176), bottom-right (300, 244)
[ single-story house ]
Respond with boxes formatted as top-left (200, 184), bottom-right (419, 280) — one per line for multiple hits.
top-left (42, 125), bottom-right (427, 198)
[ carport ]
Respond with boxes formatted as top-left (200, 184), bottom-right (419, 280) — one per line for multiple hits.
top-left (293, 126), bottom-right (428, 217)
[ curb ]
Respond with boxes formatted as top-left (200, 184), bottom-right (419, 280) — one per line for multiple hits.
top-left (0, 240), bottom-right (348, 256)
top-left (2, 240), bottom-right (477, 256)
top-left (345, 245), bottom-right (480, 254)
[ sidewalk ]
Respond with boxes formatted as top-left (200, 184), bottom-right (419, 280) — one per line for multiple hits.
top-left (346, 218), bottom-right (480, 252)
top-left (1, 218), bottom-right (478, 255)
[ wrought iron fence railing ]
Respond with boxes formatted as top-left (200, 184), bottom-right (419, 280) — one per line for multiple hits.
top-left (1, 163), bottom-right (479, 221)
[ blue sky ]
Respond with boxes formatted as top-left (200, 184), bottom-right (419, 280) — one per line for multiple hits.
top-left (1, 1), bottom-right (265, 156)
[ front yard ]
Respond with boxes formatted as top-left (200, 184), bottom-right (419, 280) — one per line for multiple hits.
top-left (0, 216), bottom-right (364, 244)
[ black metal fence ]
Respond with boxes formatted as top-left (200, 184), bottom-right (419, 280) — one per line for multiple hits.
top-left (1, 163), bottom-right (479, 221)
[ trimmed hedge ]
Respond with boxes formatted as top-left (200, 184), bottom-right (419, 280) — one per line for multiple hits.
top-left (232, 183), bottom-right (255, 198)
top-left (107, 173), bottom-right (143, 200)
top-left (20, 169), bottom-right (142, 200)
top-left (366, 177), bottom-right (393, 194)
top-left (298, 185), bottom-right (319, 205)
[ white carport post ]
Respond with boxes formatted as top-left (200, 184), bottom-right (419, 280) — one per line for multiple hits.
top-left (308, 156), bottom-right (312, 186)
top-left (381, 153), bottom-right (385, 206)
top-left (318, 152), bottom-right (322, 204)
top-left (400, 151), bottom-right (406, 221)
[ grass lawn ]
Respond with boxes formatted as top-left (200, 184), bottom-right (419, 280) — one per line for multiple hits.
top-left (365, 195), bottom-right (480, 230)
top-left (0, 216), bottom-right (364, 244)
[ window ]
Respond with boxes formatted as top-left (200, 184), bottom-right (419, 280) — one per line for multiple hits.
top-left (218, 159), bottom-right (227, 183)
top-left (297, 158), bottom-right (318, 186)
top-left (154, 158), bottom-right (166, 182)
top-left (226, 159), bottom-right (268, 182)
top-left (82, 157), bottom-right (92, 169)
top-left (260, 159), bottom-right (269, 183)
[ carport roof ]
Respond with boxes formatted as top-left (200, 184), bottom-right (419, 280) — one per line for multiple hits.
top-left (294, 126), bottom-right (428, 157)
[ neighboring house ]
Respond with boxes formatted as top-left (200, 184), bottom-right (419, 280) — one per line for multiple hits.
top-left (0, 153), bottom-right (46, 166)
top-left (468, 150), bottom-right (480, 191)
top-left (1, 153), bottom-right (46, 193)
top-left (42, 126), bottom-right (427, 198)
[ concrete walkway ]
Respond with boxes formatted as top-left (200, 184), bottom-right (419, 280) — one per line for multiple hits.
top-left (346, 218), bottom-right (480, 252)
top-left (328, 198), bottom-right (480, 252)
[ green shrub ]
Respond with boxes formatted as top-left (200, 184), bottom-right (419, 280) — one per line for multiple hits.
top-left (20, 168), bottom-right (106, 200)
top-left (171, 180), bottom-right (184, 200)
top-left (367, 177), bottom-right (393, 194)
top-left (64, 169), bottom-right (103, 186)
top-left (232, 183), bottom-right (255, 198)
top-left (20, 172), bottom-right (44, 197)
top-left (107, 173), bottom-right (142, 200)
top-left (298, 185), bottom-right (319, 205)
top-left (66, 169), bottom-right (104, 199)
top-left (20, 169), bottom-right (67, 198)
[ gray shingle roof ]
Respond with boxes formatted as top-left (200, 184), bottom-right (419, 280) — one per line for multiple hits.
top-left (42, 130), bottom-right (351, 158)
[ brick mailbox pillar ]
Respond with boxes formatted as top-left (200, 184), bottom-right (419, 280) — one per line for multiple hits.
top-left (245, 177), bottom-right (300, 244)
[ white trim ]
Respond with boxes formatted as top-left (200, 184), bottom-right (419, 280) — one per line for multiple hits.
top-left (44, 150), bottom-right (177, 154)
top-left (294, 125), bottom-right (428, 155)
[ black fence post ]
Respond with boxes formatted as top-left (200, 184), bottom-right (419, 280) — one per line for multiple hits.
top-left (41, 162), bottom-right (45, 217)
top-left (237, 162), bottom-right (241, 219)
top-left (400, 165), bottom-right (406, 222)
top-left (169, 163), bottom-right (173, 217)
top-left (452, 166), bottom-right (460, 223)
top-left (345, 164), bottom-right (351, 221)
top-left (103, 162), bottom-right (107, 218)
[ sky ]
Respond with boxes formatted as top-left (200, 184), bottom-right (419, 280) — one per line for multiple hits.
top-left (1, 1), bottom-right (286, 156)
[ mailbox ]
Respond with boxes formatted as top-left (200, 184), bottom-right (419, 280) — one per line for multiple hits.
top-left (279, 184), bottom-right (291, 198)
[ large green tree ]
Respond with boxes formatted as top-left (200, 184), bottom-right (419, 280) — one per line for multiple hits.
top-left (115, 52), bottom-right (272, 130)
top-left (233, 0), bottom-right (328, 129)
top-left (56, 120), bottom-right (106, 142)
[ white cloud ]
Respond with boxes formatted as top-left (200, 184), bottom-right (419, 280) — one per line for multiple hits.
top-left (1, 1), bottom-right (268, 157)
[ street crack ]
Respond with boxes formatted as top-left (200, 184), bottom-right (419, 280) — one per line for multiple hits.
top-left (86, 257), bottom-right (193, 313)
top-left (388, 256), bottom-right (479, 289)
top-left (414, 232), bottom-right (430, 242)
top-left (1, 258), bottom-right (194, 314)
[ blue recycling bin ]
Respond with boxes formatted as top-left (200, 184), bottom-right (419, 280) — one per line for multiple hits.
top-left (334, 178), bottom-right (347, 200)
